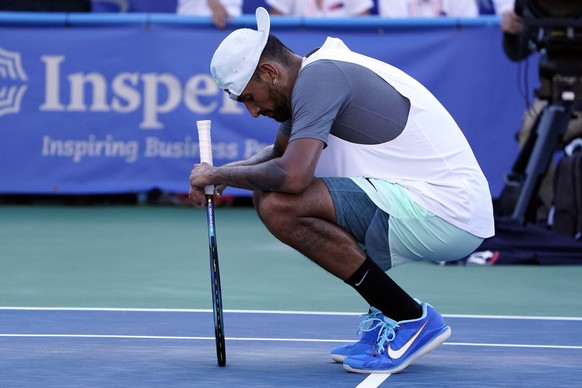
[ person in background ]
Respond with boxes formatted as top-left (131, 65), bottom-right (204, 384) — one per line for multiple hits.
top-left (177, 0), bottom-right (243, 28)
top-left (493, 0), bottom-right (519, 32)
top-left (378, 0), bottom-right (478, 17)
top-left (190, 7), bottom-right (494, 374)
top-left (266, 0), bottom-right (373, 17)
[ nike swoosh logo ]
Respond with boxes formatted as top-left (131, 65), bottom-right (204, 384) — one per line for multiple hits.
top-left (388, 321), bottom-right (428, 360)
top-left (355, 270), bottom-right (369, 287)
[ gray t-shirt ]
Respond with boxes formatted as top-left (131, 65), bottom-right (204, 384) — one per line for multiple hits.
top-left (279, 59), bottom-right (411, 146)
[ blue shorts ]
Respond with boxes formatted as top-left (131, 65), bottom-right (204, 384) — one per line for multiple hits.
top-left (321, 177), bottom-right (483, 270)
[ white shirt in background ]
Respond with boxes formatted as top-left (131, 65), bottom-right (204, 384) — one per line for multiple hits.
top-left (266, 0), bottom-right (374, 17)
top-left (176, 0), bottom-right (243, 16)
top-left (378, 0), bottom-right (478, 17)
top-left (491, 0), bottom-right (514, 15)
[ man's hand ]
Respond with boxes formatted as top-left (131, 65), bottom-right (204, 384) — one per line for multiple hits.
top-left (207, 0), bottom-right (231, 29)
top-left (188, 185), bottom-right (207, 207)
top-left (500, 11), bottom-right (522, 35)
top-left (189, 162), bottom-right (215, 206)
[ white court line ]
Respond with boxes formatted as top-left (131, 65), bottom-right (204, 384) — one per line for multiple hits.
top-left (2, 308), bottom-right (581, 350)
top-left (1, 307), bottom-right (582, 321)
top-left (0, 307), bottom-right (361, 315)
top-left (446, 342), bottom-right (582, 350)
top-left (1, 334), bottom-right (582, 350)
top-left (356, 373), bottom-right (390, 388)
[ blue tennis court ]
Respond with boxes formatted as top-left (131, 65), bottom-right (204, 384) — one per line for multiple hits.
top-left (2, 308), bottom-right (582, 387)
top-left (1, 205), bottom-right (582, 387)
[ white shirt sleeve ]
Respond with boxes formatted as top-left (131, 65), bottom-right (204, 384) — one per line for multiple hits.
top-left (344, 0), bottom-right (374, 15)
top-left (266, 0), bottom-right (373, 16)
top-left (492, 0), bottom-right (515, 15)
top-left (442, 0), bottom-right (478, 17)
top-left (176, 0), bottom-right (242, 16)
top-left (377, 0), bottom-right (409, 17)
top-left (379, 0), bottom-right (478, 18)
top-left (265, 0), bottom-right (293, 15)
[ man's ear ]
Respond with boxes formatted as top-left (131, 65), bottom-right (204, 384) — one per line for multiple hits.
top-left (258, 62), bottom-right (279, 82)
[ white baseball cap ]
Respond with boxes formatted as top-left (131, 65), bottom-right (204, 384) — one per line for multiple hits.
top-left (210, 7), bottom-right (271, 101)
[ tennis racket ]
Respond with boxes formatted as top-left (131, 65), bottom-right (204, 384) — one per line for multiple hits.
top-left (197, 119), bottom-right (226, 367)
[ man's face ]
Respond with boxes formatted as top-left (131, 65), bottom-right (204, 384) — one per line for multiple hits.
top-left (237, 77), bottom-right (292, 123)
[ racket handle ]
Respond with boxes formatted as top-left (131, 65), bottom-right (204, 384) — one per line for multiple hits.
top-left (197, 120), bottom-right (214, 196)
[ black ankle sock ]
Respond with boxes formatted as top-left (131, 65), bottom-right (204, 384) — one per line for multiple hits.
top-left (346, 256), bottom-right (422, 322)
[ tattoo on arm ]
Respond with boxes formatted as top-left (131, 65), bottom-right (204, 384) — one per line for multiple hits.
top-left (223, 145), bottom-right (279, 168)
top-left (213, 134), bottom-right (290, 191)
top-left (219, 162), bottom-right (287, 192)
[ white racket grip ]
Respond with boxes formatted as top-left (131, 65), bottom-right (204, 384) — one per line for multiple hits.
top-left (196, 120), bottom-right (214, 195)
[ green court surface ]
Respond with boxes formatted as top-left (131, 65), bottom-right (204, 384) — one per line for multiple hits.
top-left (1, 204), bottom-right (582, 317)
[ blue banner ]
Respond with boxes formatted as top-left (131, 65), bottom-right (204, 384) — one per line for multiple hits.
top-left (0, 14), bottom-right (537, 196)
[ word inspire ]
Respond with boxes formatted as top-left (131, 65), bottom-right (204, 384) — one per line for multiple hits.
top-left (40, 56), bottom-right (243, 129)
top-left (41, 135), bottom-right (266, 163)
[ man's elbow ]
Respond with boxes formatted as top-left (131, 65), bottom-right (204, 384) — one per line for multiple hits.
top-left (283, 174), bottom-right (316, 194)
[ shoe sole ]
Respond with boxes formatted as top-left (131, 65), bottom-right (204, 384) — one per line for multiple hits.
top-left (331, 354), bottom-right (346, 363)
top-left (343, 325), bottom-right (452, 374)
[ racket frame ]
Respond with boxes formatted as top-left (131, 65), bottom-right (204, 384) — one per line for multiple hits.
top-left (197, 119), bottom-right (226, 367)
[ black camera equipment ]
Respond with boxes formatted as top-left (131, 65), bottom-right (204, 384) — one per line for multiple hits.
top-left (497, 0), bottom-right (582, 225)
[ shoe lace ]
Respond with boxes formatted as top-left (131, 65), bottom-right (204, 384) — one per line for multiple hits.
top-left (375, 319), bottom-right (399, 354)
top-left (355, 310), bottom-right (384, 337)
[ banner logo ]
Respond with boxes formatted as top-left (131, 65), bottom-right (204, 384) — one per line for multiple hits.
top-left (0, 47), bottom-right (28, 117)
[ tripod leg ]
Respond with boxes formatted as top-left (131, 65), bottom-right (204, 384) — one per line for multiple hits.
top-left (495, 112), bottom-right (542, 217)
top-left (512, 102), bottom-right (572, 224)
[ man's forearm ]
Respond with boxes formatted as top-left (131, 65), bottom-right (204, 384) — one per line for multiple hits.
top-left (214, 162), bottom-right (287, 192)
top-left (224, 144), bottom-right (281, 168)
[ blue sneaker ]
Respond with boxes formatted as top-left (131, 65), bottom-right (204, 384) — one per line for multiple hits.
top-left (343, 302), bottom-right (451, 374)
top-left (330, 307), bottom-right (385, 362)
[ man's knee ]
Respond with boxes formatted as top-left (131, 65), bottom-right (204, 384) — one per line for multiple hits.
top-left (253, 191), bottom-right (295, 226)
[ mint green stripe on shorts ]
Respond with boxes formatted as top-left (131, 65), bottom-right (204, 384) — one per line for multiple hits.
top-left (351, 177), bottom-right (483, 269)
top-left (322, 177), bottom-right (483, 271)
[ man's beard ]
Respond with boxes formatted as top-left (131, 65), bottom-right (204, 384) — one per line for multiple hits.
top-left (268, 88), bottom-right (292, 122)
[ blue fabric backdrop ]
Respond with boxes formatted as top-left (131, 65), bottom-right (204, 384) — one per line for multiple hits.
top-left (0, 14), bottom-right (538, 196)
